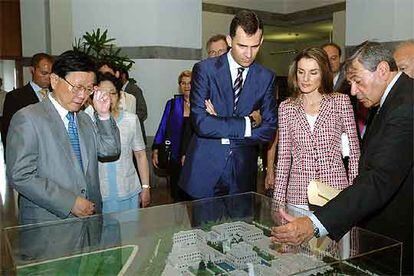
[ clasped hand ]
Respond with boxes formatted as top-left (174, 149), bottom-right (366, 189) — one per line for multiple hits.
top-left (205, 99), bottom-right (262, 126)
top-left (71, 196), bottom-right (95, 217)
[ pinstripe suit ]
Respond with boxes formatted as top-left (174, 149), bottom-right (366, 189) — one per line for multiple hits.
top-left (274, 93), bottom-right (360, 205)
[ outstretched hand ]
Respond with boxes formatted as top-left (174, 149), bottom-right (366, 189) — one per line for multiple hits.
top-left (270, 208), bottom-right (314, 245)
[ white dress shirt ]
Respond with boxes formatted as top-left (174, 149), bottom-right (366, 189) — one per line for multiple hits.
top-left (226, 51), bottom-right (252, 138)
top-left (30, 81), bottom-right (49, 101)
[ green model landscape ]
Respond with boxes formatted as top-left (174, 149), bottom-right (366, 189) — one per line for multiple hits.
top-left (17, 246), bottom-right (135, 275)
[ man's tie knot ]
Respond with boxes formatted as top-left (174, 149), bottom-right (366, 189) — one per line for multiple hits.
top-left (39, 89), bottom-right (48, 99)
top-left (66, 111), bottom-right (75, 122)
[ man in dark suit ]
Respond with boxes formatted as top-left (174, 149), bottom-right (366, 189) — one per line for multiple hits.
top-left (179, 10), bottom-right (277, 200)
top-left (271, 42), bottom-right (413, 274)
top-left (6, 50), bottom-right (121, 224)
top-left (120, 69), bottom-right (148, 144)
top-left (1, 53), bottom-right (53, 148)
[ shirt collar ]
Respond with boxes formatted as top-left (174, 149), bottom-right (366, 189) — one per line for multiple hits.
top-left (48, 93), bottom-right (72, 121)
top-left (227, 50), bottom-right (250, 82)
top-left (380, 71), bottom-right (402, 108)
top-left (227, 50), bottom-right (250, 71)
top-left (29, 81), bottom-right (42, 92)
top-left (121, 80), bottom-right (129, 91)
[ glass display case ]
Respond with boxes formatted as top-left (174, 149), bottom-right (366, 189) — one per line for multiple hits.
top-left (1, 192), bottom-right (402, 275)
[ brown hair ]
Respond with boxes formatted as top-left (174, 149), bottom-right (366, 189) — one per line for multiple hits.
top-left (321, 42), bottom-right (342, 57)
top-left (288, 47), bottom-right (333, 100)
top-left (178, 70), bottom-right (192, 84)
top-left (206, 34), bottom-right (227, 50)
top-left (230, 10), bottom-right (263, 38)
top-left (31, 53), bottom-right (53, 67)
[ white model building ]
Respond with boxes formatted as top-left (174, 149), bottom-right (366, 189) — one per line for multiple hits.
top-left (172, 229), bottom-right (206, 250)
top-left (225, 242), bottom-right (259, 270)
top-left (163, 221), bottom-right (334, 275)
top-left (210, 221), bottom-right (263, 243)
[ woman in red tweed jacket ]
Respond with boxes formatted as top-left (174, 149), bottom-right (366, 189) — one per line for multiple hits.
top-left (274, 47), bottom-right (360, 208)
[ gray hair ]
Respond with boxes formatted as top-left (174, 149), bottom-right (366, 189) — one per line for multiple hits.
top-left (346, 41), bottom-right (398, 72)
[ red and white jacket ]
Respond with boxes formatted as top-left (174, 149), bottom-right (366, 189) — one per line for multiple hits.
top-left (273, 93), bottom-right (360, 205)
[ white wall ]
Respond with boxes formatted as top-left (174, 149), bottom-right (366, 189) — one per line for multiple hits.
top-left (71, 0), bottom-right (202, 136)
top-left (133, 59), bottom-right (198, 135)
top-left (346, 0), bottom-right (414, 45)
top-left (20, 0), bottom-right (48, 57)
top-left (49, 0), bottom-right (73, 55)
top-left (333, 10), bottom-right (345, 59)
top-left (0, 61), bottom-right (17, 92)
top-left (72, 0), bottom-right (201, 48)
top-left (202, 11), bottom-right (233, 58)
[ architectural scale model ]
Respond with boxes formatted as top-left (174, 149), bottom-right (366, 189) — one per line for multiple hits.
top-left (161, 221), bottom-right (333, 275)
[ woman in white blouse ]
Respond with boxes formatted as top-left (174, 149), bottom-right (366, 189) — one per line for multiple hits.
top-left (95, 72), bottom-right (150, 213)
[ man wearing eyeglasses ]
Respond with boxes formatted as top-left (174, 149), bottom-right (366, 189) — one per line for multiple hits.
top-left (206, 34), bottom-right (229, 58)
top-left (6, 50), bottom-right (121, 225)
top-left (2, 53), bottom-right (53, 149)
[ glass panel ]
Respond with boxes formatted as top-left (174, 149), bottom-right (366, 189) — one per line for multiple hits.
top-left (1, 192), bottom-right (402, 275)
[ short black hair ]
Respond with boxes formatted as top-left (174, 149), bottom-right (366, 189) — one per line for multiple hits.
top-left (229, 10), bottom-right (263, 38)
top-left (97, 72), bottom-right (122, 95)
top-left (120, 68), bottom-right (129, 79)
top-left (321, 42), bottom-right (342, 57)
top-left (31, 53), bottom-right (54, 67)
top-left (52, 50), bottom-right (96, 79)
top-left (97, 59), bottom-right (120, 74)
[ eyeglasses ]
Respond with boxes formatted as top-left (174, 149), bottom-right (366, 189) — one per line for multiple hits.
top-left (208, 48), bottom-right (227, 57)
top-left (61, 77), bottom-right (94, 96)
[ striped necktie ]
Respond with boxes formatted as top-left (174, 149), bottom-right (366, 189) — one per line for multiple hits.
top-left (66, 112), bottom-right (83, 171)
top-left (233, 67), bottom-right (245, 110)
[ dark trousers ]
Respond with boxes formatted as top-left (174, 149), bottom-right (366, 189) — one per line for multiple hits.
top-left (189, 146), bottom-right (258, 226)
top-left (213, 146), bottom-right (258, 196)
top-left (170, 161), bottom-right (190, 202)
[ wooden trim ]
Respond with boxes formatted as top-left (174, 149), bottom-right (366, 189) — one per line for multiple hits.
top-left (0, 0), bottom-right (22, 59)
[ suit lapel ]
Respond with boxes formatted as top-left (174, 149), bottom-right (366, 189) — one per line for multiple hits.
top-left (24, 83), bottom-right (40, 104)
top-left (313, 95), bottom-right (332, 134)
top-left (363, 73), bottom-right (404, 147)
top-left (42, 98), bottom-right (85, 176)
top-left (215, 56), bottom-right (234, 116)
top-left (295, 103), bottom-right (313, 137)
top-left (76, 113), bottom-right (90, 174)
top-left (235, 63), bottom-right (258, 116)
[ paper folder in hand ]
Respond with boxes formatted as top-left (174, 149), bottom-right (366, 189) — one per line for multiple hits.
top-left (307, 180), bottom-right (341, 206)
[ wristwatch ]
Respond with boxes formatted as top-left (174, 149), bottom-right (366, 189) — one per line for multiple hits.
top-left (142, 184), bottom-right (150, 189)
top-left (312, 224), bottom-right (320, 238)
top-left (249, 115), bottom-right (258, 129)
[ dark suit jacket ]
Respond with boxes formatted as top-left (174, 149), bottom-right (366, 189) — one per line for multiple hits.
top-left (179, 54), bottom-right (277, 198)
top-left (315, 73), bottom-right (413, 274)
top-left (333, 64), bottom-right (351, 95)
top-left (6, 97), bottom-right (121, 224)
top-left (1, 83), bottom-right (39, 148)
top-left (124, 81), bottom-right (147, 143)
